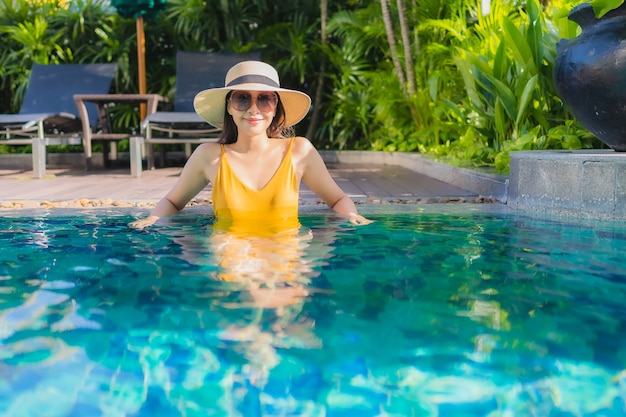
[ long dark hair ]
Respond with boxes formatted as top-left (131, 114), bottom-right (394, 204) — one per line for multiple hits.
top-left (218, 91), bottom-right (292, 144)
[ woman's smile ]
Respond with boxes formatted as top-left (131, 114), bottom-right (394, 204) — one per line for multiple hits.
top-left (244, 116), bottom-right (264, 125)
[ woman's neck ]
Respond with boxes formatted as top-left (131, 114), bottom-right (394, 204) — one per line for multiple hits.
top-left (231, 132), bottom-right (272, 153)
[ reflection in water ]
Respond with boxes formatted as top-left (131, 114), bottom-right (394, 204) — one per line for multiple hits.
top-left (175, 216), bottom-right (335, 388)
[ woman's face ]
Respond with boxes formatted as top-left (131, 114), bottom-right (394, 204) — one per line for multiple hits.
top-left (227, 90), bottom-right (278, 135)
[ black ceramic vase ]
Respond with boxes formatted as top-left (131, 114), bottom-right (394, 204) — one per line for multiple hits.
top-left (554, 3), bottom-right (626, 151)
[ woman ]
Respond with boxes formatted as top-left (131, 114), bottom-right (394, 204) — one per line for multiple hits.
top-left (130, 60), bottom-right (371, 229)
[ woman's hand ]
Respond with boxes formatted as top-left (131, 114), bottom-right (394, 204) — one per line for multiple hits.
top-left (348, 214), bottom-right (373, 226)
top-left (128, 215), bottom-right (160, 229)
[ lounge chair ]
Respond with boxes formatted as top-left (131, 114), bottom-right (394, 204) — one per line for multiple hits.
top-left (0, 63), bottom-right (117, 178)
top-left (142, 51), bottom-right (261, 169)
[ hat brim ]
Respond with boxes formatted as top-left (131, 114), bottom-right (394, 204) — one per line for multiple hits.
top-left (193, 83), bottom-right (311, 129)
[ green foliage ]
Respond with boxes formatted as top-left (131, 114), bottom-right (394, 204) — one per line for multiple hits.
top-left (0, 0), bottom-right (118, 112)
top-left (316, 0), bottom-right (604, 172)
top-left (591, 0), bottom-right (625, 17)
top-left (447, 0), bottom-right (598, 172)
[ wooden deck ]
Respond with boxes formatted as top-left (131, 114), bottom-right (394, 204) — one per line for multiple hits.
top-left (0, 163), bottom-right (480, 209)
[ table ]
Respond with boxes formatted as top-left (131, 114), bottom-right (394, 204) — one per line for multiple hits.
top-left (73, 94), bottom-right (168, 173)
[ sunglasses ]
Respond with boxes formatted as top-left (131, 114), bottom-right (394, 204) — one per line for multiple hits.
top-left (229, 91), bottom-right (279, 112)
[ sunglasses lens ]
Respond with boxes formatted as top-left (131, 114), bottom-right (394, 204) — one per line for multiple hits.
top-left (231, 92), bottom-right (251, 111)
top-left (257, 94), bottom-right (278, 111)
top-left (230, 92), bottom-right (278, 112)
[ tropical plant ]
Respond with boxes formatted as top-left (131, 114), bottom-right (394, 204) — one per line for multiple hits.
top-left (453, 0), bottom-right (603, 172)
top-left (320, 3), bottom-right (388, 149)
top-left (591, 0), bottom-right (625, 16)
top-left (304, 0), bottom-right (329, 140)
top-left (0, 0), bottom-right (120, 111)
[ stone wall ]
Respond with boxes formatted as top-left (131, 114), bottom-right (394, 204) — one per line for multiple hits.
top-left (508, 150), bottom-right (626, 220)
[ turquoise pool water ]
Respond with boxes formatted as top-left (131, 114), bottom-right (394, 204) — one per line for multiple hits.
top-left (1, 206), bottom-right (625, 416)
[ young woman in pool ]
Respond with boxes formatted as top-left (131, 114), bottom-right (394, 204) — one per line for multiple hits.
top-left (130, 60), bottom-right (372, 229)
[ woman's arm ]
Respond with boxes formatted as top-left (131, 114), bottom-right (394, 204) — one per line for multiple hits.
top-left (129, 144), bottom-right (219, 228)
top-left (297, 138), bottom-right (372, 225)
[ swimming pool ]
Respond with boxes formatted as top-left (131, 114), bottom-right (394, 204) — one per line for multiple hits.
top-left (1, 205), bottom-right (625, 416)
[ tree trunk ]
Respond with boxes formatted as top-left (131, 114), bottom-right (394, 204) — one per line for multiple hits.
top-left (306, 0), bottom-right (328, 140)
top-left (137, 16), bottom-right (147, 120)
top-left (396, 0), bottom-right (415, 95)
top-left (380, 0), bottom-right (407, 94)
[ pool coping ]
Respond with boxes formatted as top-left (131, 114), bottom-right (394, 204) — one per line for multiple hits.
top-left (319, 151), bottom-right (509, 202)
top-left (508, 150), bottom-right (626, 221)
top-left (322, 150), bottom-right (626, 221)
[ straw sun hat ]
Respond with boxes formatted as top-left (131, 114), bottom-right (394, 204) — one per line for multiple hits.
top-left (193, 61), bottom-right (311, 129)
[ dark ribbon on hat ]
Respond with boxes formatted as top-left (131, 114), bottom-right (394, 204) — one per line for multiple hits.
top-left (227, 74), bottom-right (279, 88)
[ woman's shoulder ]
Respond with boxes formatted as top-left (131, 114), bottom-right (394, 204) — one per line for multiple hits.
top-left (189, 141), bottom-right (222, 165)
top-left (196, 141), bottom-right (222, 155)
top-left (291, 136), bottom-right (315, 152)
top-left (291, 136), bottom-right (322, 165)
top-left (198, 141), bottom-right (222, 150)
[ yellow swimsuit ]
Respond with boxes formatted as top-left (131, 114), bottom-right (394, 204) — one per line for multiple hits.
top-left (212, 137), bottom-right (300, 235)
